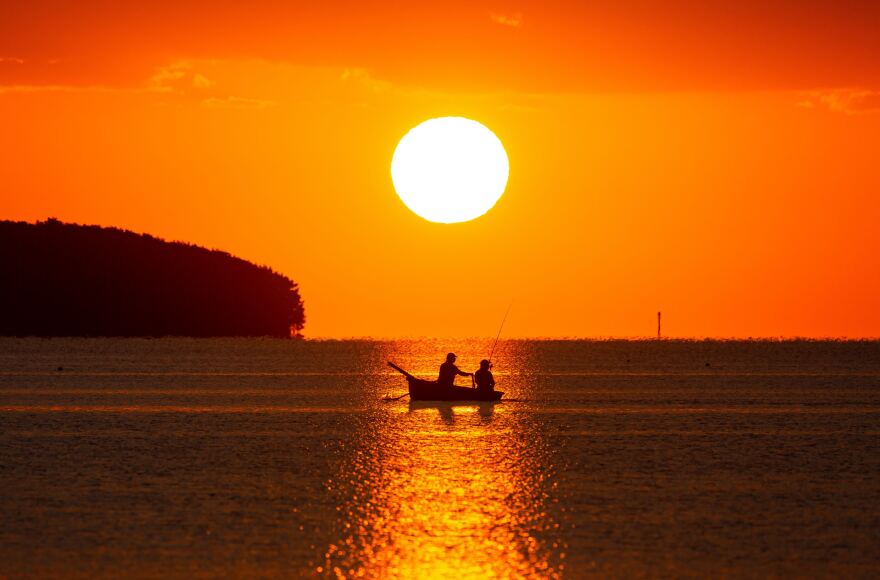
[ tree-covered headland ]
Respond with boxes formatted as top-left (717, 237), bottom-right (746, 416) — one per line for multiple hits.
top-left (0, 219), bottom-right (305, 337)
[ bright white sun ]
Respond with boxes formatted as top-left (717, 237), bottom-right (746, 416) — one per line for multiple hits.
top-left (391, 117), bottom-right (509, 224)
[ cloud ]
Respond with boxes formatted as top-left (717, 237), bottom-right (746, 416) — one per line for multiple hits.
top-left (3, 2), bottom-right (880, 93)
top-left (500, 101), bottom-right (540, 113)
top-left (489, 11), bottom-right (522, 27)
top-left (0, 61), bottom-right (216, 98)
top-left (201, 96), bottom-right (275, 109)
top-left (798, 88), bottom-right (880, 114)
top-left (149, 61), bottom-right (215, 93)
top-left (192, 73), bottom-right (215, 89)
top-left (339, 67), bottom-right (391, 93)
top-left (149, 62), bottom-right (189, 91)
top-left (0, 84), bottom-right (118, 94)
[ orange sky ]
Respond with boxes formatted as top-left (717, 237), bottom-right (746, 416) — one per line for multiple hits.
top-left (1, 1), bottom-right (879, 337)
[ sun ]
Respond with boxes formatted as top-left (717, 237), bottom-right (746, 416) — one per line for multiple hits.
top-left (391, 117), bottom-right (509, 224)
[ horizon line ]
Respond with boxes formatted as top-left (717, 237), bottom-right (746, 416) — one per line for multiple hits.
top-left (305, 334), bottom-right (880, 341)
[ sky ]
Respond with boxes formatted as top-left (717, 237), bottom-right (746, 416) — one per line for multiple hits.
top-left (1, 0), bottom-right (879, 338)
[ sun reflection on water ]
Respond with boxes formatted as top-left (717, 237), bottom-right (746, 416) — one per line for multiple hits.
top-left (318, 341), bottom-right (565, 578)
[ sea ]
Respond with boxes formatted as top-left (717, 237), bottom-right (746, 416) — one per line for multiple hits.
top-left (1, 338), bottom-right (879, 578)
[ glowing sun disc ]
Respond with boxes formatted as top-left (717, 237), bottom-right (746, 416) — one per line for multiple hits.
top-left (391, 117), bottom-right (509, 224)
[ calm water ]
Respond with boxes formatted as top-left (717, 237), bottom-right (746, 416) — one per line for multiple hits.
top-left (1, 338), bottom-right (879, 578)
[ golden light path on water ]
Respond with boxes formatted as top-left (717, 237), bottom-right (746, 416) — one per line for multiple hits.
top-left (317, 341), bottom-right (566, 578)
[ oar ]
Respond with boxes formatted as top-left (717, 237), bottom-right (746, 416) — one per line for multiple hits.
top-left (382, 392), bottom-right (410, 401)
top-left (387, 361), bottom-right (415, 379)
top-left (384, 361), bottom-right (413, 400)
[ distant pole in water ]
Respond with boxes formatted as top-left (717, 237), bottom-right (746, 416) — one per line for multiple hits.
top-left (657, 311), bottom-right (662, 339)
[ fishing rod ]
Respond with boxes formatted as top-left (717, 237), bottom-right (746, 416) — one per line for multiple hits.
top-left (488, 303), bottom-right (512, 365)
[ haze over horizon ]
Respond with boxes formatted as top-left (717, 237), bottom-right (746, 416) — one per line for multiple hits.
top-left (2, 1), bottom-right (878, 338)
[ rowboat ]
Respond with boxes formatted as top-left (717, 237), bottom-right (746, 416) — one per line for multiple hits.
top-left (388, 361), bottom-right (503, 401)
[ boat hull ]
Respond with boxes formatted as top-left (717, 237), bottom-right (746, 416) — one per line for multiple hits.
top-left (407, 377), bottom-right (503, 402)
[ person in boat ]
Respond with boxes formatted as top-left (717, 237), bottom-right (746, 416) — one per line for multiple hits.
top-left (474, 359), bottom-right (495, 392)
top-left (438, 353), bottom-right (473, 387)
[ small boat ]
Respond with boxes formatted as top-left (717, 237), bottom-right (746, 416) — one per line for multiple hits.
top-left (388, 361), bottom-right (503, 401)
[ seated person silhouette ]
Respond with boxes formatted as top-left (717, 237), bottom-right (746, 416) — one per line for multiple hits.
top-left (474, 359), bottom-right (495, 392)
top-left (438, 352), bottom-right (472, 387)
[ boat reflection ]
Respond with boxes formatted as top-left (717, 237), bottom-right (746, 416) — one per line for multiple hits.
top-left (407, 400), bottom-right (498, 425)
top-left (318, 343), bottom-right (564, 578)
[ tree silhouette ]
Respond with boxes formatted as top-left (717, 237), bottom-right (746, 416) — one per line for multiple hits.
top-left (0, 219), bottom-right (305, 337)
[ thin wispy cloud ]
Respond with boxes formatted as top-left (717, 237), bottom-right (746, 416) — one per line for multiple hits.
top-left (798, 88), bottom-right (880, 115)
top-left (500, 101), bottom-right (540, 113)
top-left (0, 84), bottom-right (118, 94)
top-left (339, 68), bottom-right (391, 93)
top-left (0, 60), bottom-right (215, 97)
top-left (489, 11), bottom-right (522, 27)
top-left (192, 73), bottom-right (215, 89)
top-left (149, 61), bottom-right (215, 93)
top-left (201, 96), bottom-right (275, 109)
top-left (149, 61), bottom-right (192, 92)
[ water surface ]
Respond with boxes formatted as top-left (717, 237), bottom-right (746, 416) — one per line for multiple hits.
top-left (1, 338), bottom-right (879, 577)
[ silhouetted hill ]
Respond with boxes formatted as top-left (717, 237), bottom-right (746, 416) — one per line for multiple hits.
top-left (0, 219), bottom-right (305, 337)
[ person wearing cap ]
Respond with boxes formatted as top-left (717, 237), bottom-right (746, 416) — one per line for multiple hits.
top-left (474, 359), bottom-right (495, 393)
top-left (438, 352), bottom-right (473, 387)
